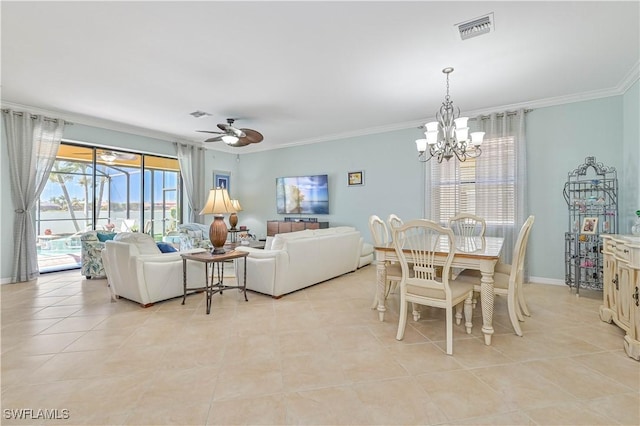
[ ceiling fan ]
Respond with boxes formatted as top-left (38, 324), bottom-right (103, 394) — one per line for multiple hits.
top-left (197, 118), bottom-right (264, 147)
top-left (71, 149), bottom-right (137, 164)
top-left (96, 150), bottom-right (137, 164)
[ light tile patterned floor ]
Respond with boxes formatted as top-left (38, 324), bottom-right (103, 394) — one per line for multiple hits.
top-left (1, 266), bottom-right (638, 425)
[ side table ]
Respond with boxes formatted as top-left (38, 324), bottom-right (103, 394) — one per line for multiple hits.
top-left (181, 250), bottom-right (249, 314)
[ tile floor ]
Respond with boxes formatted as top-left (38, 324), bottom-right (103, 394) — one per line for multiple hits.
top-left (1, 266), bottom-right (639, 425)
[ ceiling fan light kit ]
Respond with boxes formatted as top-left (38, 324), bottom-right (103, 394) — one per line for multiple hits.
top-left (221, 135), bottom-right (239, 145)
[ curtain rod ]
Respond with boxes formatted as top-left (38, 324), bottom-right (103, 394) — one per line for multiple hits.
top-left (471, 109), bottom-right (533, 121)
top-left (2, 109), bottom-right (73, 125)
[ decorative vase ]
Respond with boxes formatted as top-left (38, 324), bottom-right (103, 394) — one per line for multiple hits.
top-left (632, 210), bottom-right (640, 236)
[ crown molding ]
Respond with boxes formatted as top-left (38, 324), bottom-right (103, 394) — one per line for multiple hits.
top-left (4, 63), bottom-right (639, 154)
top-left (0, 101), bottom-right (190, 144)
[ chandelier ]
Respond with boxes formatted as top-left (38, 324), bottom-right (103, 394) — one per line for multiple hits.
top-left (416, 67), bottom-right (484, 162)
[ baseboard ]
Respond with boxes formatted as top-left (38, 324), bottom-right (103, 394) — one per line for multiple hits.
top-left (528, 276), bottom-right (566, 286)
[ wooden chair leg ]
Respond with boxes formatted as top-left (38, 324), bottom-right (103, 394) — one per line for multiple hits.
top-left (464, 294), bottom-right (473, 334)
top-left (445, 306), bottom-right (453, 355)
top-left (396, 298), bottom-right (408, 341)
top-left (507, 291), bottom-right (523, 336)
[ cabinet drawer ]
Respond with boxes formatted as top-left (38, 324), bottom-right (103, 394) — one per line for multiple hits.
top-left (616, 244), bottom-right (631, 263)
top-left (603, 239), bottom-right (617, 254)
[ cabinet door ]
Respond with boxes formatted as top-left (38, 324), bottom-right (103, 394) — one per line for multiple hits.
top-left (602, 252), bottom-right (617, 311)
top-left (291, 222), bottom-right (305, 232)
top-left (267, 221), bottom-right (279, 237)
top-left (305, 223), bottom-right (320, 230)
top-left (616, 264), bottom-right (633, 330)
top-left (629, 268), bottom-right (640, 341)
top-left (278, 222), bottom-right (292, 234)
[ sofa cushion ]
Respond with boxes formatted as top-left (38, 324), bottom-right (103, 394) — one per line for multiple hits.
top-left (264, 236), bottom-right (275, 250)
top-left (271, 229), bottom-right (314, 250)
top-left (156, 242), bottom-right (178, 253)
top-left (361, 242), bottom-right (374, 256)
top-left (96, 232), bottom-right (117, 242)
top-left (114, 232), bottom-right (161, 255)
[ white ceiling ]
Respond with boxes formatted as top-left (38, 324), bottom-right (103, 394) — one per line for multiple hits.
top-left (2, 1), bottom-right (639, 153)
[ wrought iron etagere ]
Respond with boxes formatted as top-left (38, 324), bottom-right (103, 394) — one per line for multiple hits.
top-left (563, 157), bottom-right (618, 293)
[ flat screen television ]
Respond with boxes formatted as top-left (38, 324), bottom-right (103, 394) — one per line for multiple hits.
top-left (276, 174), bottom-right (329, 214)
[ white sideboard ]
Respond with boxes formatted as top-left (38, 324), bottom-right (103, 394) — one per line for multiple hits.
top-left (600, 234), bottom-right (640, 360)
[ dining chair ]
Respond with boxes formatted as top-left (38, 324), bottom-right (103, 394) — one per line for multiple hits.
top-left (387, 214), bottom-right (404, 234)
top-left (448, 213), bottom-right (487, 287)
top-left (369, 215), bottom-right (402, 309)
top-left (448, 213), bottom-right (486, 237)
top-left (454, 215), bottom-right (535, 336)
top-left (393, 219), bottom-right (474, 355)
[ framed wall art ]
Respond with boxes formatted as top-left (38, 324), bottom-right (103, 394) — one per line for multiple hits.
top-left (581, 217), bottom-right (598, 234)
top-left (213, 170), bottom-right (231, 195)
top-left (348, 171), bottom-right (364, 186)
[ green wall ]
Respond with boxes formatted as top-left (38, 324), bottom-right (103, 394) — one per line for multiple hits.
top-left (1, 84), bottom-right (638, 283)
top-left (622, 80), bottom-right (640, 232)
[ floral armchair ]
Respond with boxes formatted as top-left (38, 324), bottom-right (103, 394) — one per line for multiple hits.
top-left (177, 223), bottom-right (212, 250)
top-left (80, 230), bottom-right (116, 279)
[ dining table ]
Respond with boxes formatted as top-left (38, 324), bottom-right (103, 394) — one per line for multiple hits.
top-left (373, 235), bottom-right (504, 345)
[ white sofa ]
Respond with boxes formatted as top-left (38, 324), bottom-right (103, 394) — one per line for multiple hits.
top-left (235, 226), bottom-right (369, 298)
top-left (102, 232), bottom-right (207, 307)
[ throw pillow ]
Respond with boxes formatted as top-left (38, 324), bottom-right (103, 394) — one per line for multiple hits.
top-left (96, 232), bottom-right (116, 242)
top-left (156, 242), bottom-right (177, 253)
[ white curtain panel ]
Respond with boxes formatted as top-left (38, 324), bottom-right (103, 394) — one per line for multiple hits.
top-left (3, 109), bottom-right (65, 282)
top-left (176, 143), bottom-right (206, 224)
top-left (473, 109), bottom-right (528, 265)
top-left (428, 109), bottom-right (527, 265)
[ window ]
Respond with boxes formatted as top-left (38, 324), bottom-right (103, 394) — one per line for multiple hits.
top-left (430, 136), bottom-right (515, 226)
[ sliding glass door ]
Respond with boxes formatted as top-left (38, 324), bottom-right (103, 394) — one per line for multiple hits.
top-left (37, 142), bottom-right (182, 273)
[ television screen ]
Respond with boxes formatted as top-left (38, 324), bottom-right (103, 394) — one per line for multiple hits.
top-left (276, 174), bottom-right (329, 214)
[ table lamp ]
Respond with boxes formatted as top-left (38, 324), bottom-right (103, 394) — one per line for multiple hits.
top-left (199, 187), bottom-right (236, 254)
top-left (229, 199), bottom-right (243, 230)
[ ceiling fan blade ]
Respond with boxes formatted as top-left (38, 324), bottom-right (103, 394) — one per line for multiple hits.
top-left (240, 128), bottom-right (264, 144)
top-left (204, 136), bottom-right (224, 143)
top-left (197, 130), bottom-right (224, 134)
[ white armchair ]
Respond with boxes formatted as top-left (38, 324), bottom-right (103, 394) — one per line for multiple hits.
top-left (102, 232), bottom-right (207, 307)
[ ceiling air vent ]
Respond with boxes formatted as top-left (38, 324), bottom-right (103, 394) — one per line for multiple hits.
top-left (456, 13), bottom-right (494, 40)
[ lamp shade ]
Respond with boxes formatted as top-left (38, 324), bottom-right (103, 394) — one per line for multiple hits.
top-left (230, 199), bottom-right (243, 212)
top-left (425, 121), bottom-right (439, 132)
top-left (470, 131), bottom-right (485, 146)
top-left (222, 135), bottom-right (239, 145)
top-left (415, 139), bottom-right (427, 153)
top-left (199, 188), bottom-right (236, 215)
top-left (426, 131), bottom-right (439, 145)
top-left (454, 117), bottom-right (469, 128)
